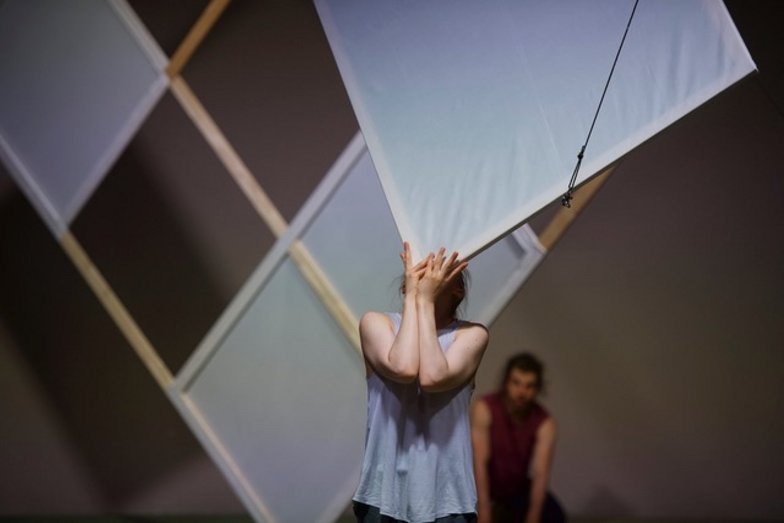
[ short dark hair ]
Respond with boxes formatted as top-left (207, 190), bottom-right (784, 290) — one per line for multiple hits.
top-left (500, 352), bottom-right (544, 391)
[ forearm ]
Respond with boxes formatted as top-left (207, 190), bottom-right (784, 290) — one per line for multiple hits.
top-left (415, 298), bottom-right (449, 384)
top-left (525, 473), bottom-right (548, 523)
top-left (386, 294), bottom-right (419, 377)
top-left (474, 465), bottom-right (492, 520)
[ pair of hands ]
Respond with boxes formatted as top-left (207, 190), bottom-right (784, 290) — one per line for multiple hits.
top-left (400, 241), bottom-right (467, 302)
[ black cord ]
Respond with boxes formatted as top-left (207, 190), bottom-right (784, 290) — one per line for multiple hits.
top-left (562, 0), bottom-right (640, 208)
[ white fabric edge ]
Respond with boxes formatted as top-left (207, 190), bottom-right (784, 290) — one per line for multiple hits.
top-left (60, 0), bottom-right (170, 225)
top-left (173, 240), bottom-right (293, 392)
top-left (174, 133), bottom-right (366, 391)
top-left (313, 1), bottom-right (419, 259)
top-left (456, 63), bottom-right (756, 262)
top-left (60, 75), bottom-right (168, 226)
top-left (108, 0), bottom-right (169, 71)
top-left (0, 133), bottom-right (66, 237)
top-left (513, 223), bottom-right (547, 255)
top-left (315, 1), bottom-right (757, 262)
top-left (716, 0), bottom-right (758, 71)
top-left (284, 131), bottom-right (366, 240)
top-left (172, 135), bottom-right (370, 523)
top-left (165, 388), bottom-right (278, 523)
top-left (474, 225), bottom-right (545, 326)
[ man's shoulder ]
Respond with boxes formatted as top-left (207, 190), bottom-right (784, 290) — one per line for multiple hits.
top-left (478, 391), bottom-right (503, 411)
top-left (531, 401), bottom-right (553, 424)
top-left (533, 401), bottom-right (550, 415)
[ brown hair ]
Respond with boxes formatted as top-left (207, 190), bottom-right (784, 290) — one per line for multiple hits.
top-left (500, 352), bottom-right (544, 392)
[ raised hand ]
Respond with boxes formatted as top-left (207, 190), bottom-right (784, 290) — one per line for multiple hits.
top-left (400, 241), bottom-right (431, 297)
top-left (417, 247), bottom-right (468, 303)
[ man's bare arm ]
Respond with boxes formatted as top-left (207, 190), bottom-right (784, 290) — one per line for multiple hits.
top-left (525, 417), bottom-right (557, 523)
top-left (472, 399), bottom-right (493, 523)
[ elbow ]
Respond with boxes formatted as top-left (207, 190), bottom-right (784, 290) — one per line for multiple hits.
top-left (385, 363), bottom-right (418, 384)
top-left (395, 368), bottom-right (418, 383)
top-left (529, 467), bottom-right (550, 485)
top-left (418, 373), bottom-right (448, 393)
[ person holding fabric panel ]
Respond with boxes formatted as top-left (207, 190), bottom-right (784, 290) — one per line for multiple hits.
top-left (353, 242), bottom-right (490, 523)
top-left (471, 353), bottom-right (566, 523)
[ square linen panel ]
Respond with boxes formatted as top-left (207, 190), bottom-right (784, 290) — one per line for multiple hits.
top-left (0, 0), bottom-right (167, 236)
top-left (315, 0), bottom-right (755, 260)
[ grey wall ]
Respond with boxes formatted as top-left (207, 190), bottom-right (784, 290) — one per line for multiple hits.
top-left (0, 0), bottom-right (782, 519)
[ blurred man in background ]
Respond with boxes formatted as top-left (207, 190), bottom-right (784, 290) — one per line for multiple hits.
top-left (471, 353), bottom-right (566, 523)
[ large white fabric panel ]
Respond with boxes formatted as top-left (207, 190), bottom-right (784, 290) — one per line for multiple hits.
top-left (315, 0), bottom-right (755, 260)
top-left (0, 0), bottom-right (167, 237)
top-left (180, 258), bottom-right (366, 523)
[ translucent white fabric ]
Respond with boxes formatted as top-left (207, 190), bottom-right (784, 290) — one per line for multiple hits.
top-left (315, 0), bottom-right (756, 260)
top-left (181, 258), bottom-right (367, 523)
top-left (0, 0), bottom-right (167, 237)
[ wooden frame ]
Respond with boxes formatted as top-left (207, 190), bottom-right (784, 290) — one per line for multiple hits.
top-left (6, 1), bottom-right (616, 521)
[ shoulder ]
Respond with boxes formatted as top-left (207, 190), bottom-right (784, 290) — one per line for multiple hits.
top-left (359, 311), bottom-right (394, 331)
top-left (358, 312), bottom-right (395, 348)
top-left (533, 401), bottom-right (552, 421)
top-left (457, 319), bottom-right (488, 333)
top-left (534, 403), bottom-right (557, 434)
top-left (473, 392), bottom-right (501, 418)
top-left (537, 416), bottom-right (557, 440)
top-left (471, 396), bottom-right (493, 427)
top-left (454, 321), bottom-right (489, 345)
top-left (478, 392), bottom-right (503, 417)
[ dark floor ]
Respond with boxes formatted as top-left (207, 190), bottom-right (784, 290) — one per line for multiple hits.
top-left (0, 517), bottom-right (772, 523)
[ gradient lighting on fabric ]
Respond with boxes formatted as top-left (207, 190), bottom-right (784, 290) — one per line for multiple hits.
top-left (315, 0), bottom-right (756, 260)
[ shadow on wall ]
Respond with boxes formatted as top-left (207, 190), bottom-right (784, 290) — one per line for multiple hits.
top-left (0, 159), bottom-right (232, 508)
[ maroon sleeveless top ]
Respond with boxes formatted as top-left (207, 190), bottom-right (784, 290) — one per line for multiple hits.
top-left (482, 392), bottom-right (550, 501)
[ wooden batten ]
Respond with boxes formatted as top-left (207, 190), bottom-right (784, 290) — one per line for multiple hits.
top-left (289, 240), bottom-right (362, 354)
top-left (537, 166), bottom-right (615, 251)
top-left (60, 231), bottom-right (173, 389)
top-left (166, 0), bottom-right (232, 78)
top-left (177, 395), bottom-right (280, 523)
top-left (168, 77), bottom-right (289, 238)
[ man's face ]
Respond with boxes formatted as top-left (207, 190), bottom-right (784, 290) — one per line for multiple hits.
top-left (504, 368), bottom-right (540, 409)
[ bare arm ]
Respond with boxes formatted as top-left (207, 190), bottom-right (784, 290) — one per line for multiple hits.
top-left (416, 249), bottom-right (488, 392)
top-left (417, 303), bottom-right (488, 392)
top-left (359, 300), bottom-right (418, 382)
top-left (525, 417), bottom-right (557, 523)
top-left (359, 242), bottom-right (427, 383)
top-left (471, 399), bottom-right (493, 523)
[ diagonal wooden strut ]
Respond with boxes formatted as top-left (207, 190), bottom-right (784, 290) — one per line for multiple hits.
top-left (164, 0), bottom-right (361, 356)
top-left (168, 76), bottom-right (361, 354)
top-left (538, 165), bottom-right (615, 251)
top-left (166, 0), bottom-right (232, 79)
top-left (60, 231), bottom-right (173, 388)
